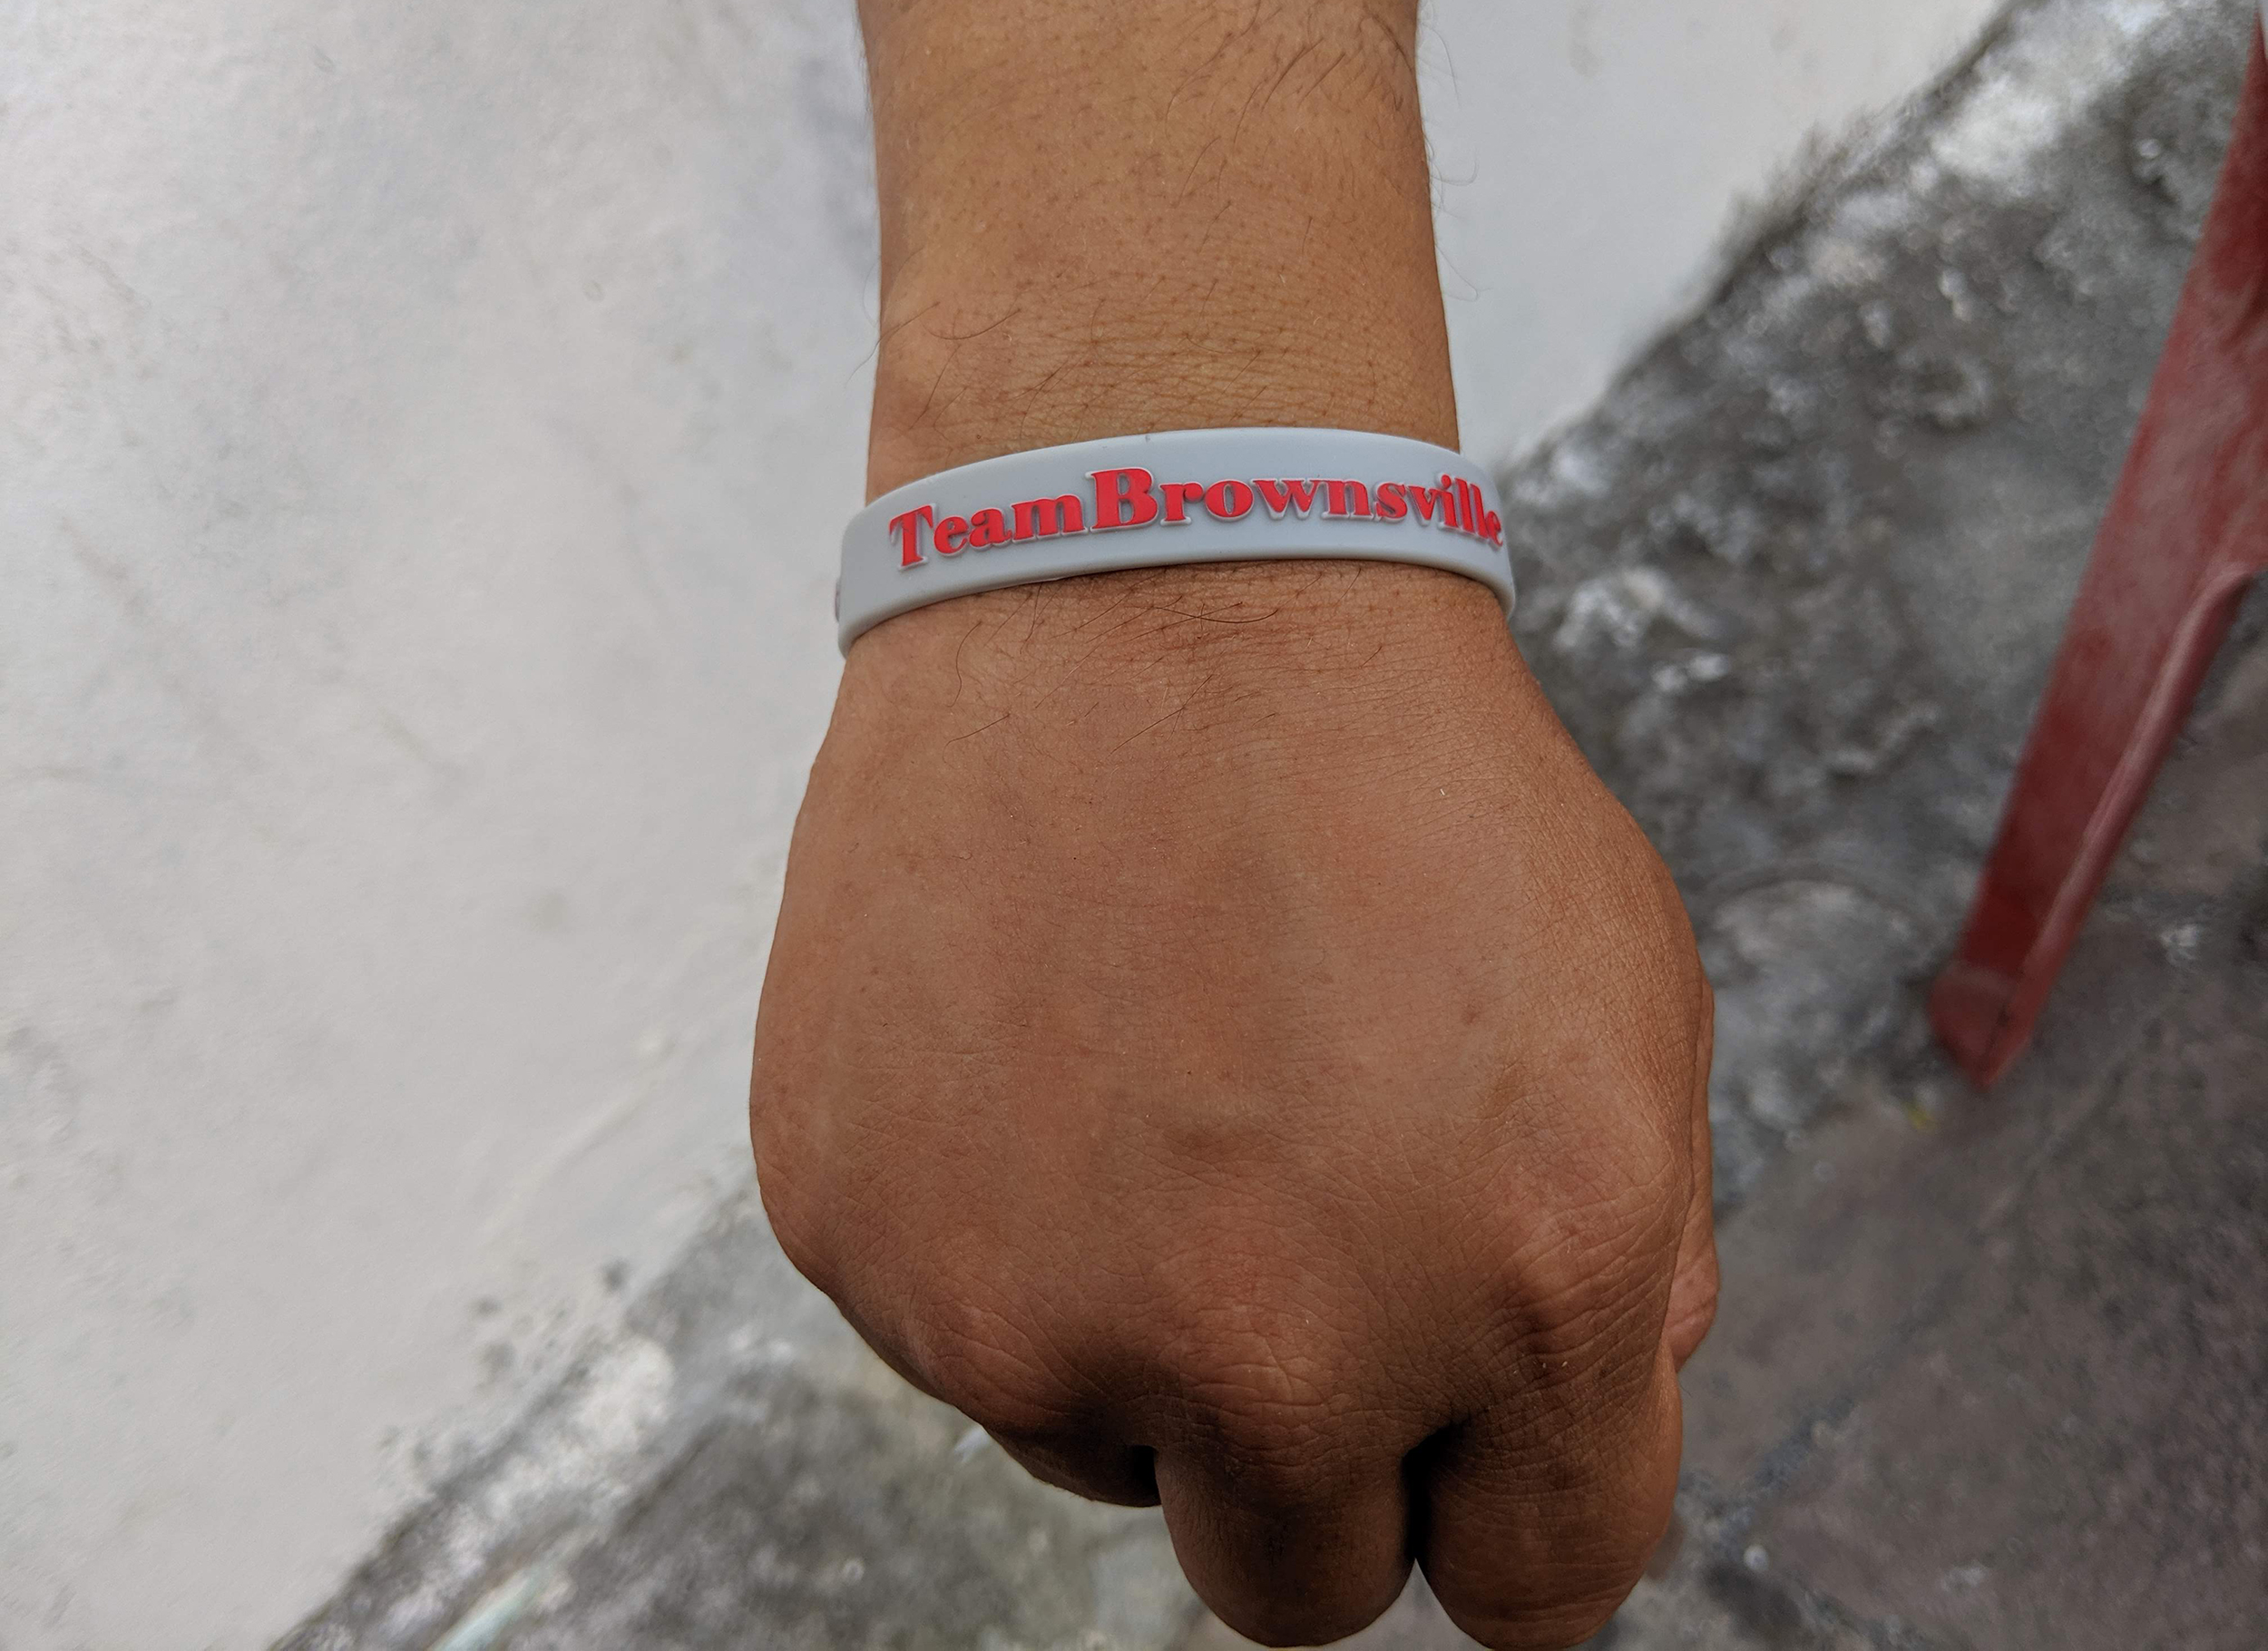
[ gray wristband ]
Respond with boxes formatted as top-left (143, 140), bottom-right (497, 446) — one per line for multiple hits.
top-left (836, 427), bottom-right (1516, 653)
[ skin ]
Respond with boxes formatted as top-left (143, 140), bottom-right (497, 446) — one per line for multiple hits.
top-left (752, 4), bottom-right (1718, 1646)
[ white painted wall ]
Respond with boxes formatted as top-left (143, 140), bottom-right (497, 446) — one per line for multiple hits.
top-left (1426, 0), bottom-right (2009, 459)
top-left (0, 1), bottom-right (1999, 1645)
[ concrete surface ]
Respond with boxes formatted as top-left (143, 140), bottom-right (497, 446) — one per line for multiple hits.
top-left (0, 2), bottom-right (2013, 1646)
top-left (267, 0), bottom-right (2266, 1646)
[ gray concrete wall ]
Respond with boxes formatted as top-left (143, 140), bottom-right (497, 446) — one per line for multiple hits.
top-left (2, 2), bottom-right (2005, 1646)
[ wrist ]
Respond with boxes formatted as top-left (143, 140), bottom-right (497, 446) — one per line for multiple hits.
top-left (847, 0), bottom-right (1494, 696)
top-left (836, 560), bottom-right (1521, 754)
top-left (858, 0), bottom-right (1453, 496)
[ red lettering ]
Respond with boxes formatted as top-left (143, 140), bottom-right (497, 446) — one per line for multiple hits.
top-left (1407, 484), bottom-right (1443, 524)
top-left (889, 504), bottom-right (935, 568)
top-left (1481, 509), bottom-right (1503, 546)
top-left (967, 508), bottom-right (1012, 549)
top-left (1161, 482), bottom-right (1207, 524)
top-left (1012, 495), bottom-right (1085, 540)
top-left (1255, 478), bottom-right (1323, 518)
top-left (1375, 483), bottom-right (1410, 523)
top-left (1440, 475), bottom-right (1463, 532)
top-left (933, 515), bottom-right (970, 557)
top-left (1205, 479), bottom-right (1255, 521)
top-left (1091, 467), bottom-right (1160, 530)
top-left (1323, 480), bottom-right (1372, 519)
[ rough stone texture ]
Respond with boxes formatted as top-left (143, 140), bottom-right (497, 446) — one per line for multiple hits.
top-left (276, 1), bottom-right (2268, 1646)
top-left (1498, 0), bottom-right (2262, 1216)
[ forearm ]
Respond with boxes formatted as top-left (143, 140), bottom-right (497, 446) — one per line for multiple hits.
top-left (858, 0), bottom-right (1456, 496)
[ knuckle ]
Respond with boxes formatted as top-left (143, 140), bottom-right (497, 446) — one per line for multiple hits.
top-left (1207, 1390), bottom-right (1330, 1488)
top-left (1684, 1247), bottom-right (1723, 1323)
top-left (903, 1296), bottom-right (1088, 1438)
top-left (1667, 1246), bottom-right (1722, 1361)
top-left (1481, 1117), bottom-right (1687, 1335)
top-left (1178, 1332), bottom-right (1356, 1506)
top-left (1481, 1212), bottom-right (1678, 1388)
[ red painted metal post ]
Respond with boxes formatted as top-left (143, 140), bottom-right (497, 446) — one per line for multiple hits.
top-left (1932, 24), bottom-right (2268, 1089)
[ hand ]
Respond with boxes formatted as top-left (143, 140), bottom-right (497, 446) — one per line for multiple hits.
top-left (751, 560), bottom-right (1716, 1648)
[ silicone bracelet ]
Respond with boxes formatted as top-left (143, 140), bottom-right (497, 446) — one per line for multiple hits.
top-left (836, 427), bottom-right (1515, 652)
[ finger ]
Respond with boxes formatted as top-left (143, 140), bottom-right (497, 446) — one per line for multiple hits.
top-left (1419, 1343), bottom-right (1682, 1651)
top-left (813, 1284), bottom-right (1164, 1509)
top-left (1665, 978), bottom-right (1719, 1369)
top-left (850, 1325), bottom-right (1164, 1507)
top-left (843, 1312), bottom-right (1165, 1507)
top-left (1151, 1427), bottom-right (1412, 1646)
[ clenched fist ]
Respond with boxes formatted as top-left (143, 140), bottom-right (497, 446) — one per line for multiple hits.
top-left (751, 562), bottom-right (1716, 1648)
